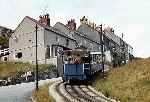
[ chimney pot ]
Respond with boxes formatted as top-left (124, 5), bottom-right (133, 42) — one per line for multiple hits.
top-left (66, 19), bottom-right (76, 30)
top-left (38, 14), bottom-right (50, 26)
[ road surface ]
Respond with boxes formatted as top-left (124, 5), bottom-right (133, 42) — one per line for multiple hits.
top-left (0, 78), bottom-right (59, 102)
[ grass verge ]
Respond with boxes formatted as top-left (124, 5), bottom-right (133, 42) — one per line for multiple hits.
top-left (32, 83), bottom-right (55, 102)
top-left (93, 59), bottom-right (150, 102)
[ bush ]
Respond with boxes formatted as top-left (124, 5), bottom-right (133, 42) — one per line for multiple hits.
top-left (0, 36), bottom-right (8, 48)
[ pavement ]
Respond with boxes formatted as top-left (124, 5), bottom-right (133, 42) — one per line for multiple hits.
top-left (0, 78), bottom-right (60, 102)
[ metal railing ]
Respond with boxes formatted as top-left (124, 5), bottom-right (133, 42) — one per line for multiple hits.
top-left (0, 48), bottom-right (9, 56)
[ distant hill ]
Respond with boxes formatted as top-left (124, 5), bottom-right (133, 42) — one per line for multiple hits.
top-left (0, 26), bottom-right (13, 49)
top-left (93, 59), bottom-right (150, 102)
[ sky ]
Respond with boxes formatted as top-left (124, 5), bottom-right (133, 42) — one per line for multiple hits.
top-left (0, 0), bottom-right (150, 58)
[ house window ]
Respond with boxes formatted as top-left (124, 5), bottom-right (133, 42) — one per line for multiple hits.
top-left (66, 39), bottom-right (69, 46)
top-left (46, 45), bottom-right (50, 59)
top-left (15, 52), bottom-right (22, 59)
top-left (4, 57), bottom-right (7, 61)
top-left (56, 36), bottom-right (58, 42)
top-left (56, 36), bottom-right (60, 43)
top-left (76, 42), bottom-right (78, 47)
top-left (54, 47), bottom-right (58, 57)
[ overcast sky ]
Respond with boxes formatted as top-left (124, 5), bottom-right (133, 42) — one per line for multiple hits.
top-left (0, 0), bottom-right (150, 58)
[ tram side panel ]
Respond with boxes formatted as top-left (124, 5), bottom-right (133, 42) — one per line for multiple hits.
top-left (63, 64), bottom-right (87, 81)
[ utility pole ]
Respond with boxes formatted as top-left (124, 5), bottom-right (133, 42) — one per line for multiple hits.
top-left (121, 33), bottom-right (126, 65)
top-left (35, 24), bottom-right (39, 90)
top-left (100, 24), bottom-right (104, 77)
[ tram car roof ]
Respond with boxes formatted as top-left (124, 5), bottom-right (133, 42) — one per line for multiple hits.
top-left (64, 49), bottom-right (89, 57)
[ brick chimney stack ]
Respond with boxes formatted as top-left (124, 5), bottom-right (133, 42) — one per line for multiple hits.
top-left (39, 14), bottom-right (50, 26)
top-left (66, 19), bottom-right (76, 30)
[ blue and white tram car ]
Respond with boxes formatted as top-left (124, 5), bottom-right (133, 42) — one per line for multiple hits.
top-left (62, 50), bottom-right (104, 82)
top-left (62, 50), bottom-right (91, 82)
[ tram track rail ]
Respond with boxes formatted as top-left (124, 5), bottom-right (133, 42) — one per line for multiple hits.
top-left (51, 81), bottom-right (117, 102)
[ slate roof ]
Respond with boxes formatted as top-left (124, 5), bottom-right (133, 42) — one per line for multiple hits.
top-left (26, 16), bottom-right (76, 41)
top-left (53, 22), bottom-right (102, 45)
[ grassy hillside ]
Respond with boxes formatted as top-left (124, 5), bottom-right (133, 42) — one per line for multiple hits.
top-left (0, 61), bottom-right (56, 80)
top-left (93, 59), bottom-right (150, 102)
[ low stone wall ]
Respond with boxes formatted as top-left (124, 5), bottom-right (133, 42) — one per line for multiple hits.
top-left (0, 71), bottom-right (57, 87)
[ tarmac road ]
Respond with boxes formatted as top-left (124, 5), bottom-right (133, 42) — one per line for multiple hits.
top-left (0, 78), bottom-right (59, 102)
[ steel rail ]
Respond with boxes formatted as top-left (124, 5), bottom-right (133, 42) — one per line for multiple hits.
top-left (55, 81), bottom-right (115, 102)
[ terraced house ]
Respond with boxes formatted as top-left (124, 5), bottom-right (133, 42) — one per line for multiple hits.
top-left (9, 14), bottom-right (133, 66)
